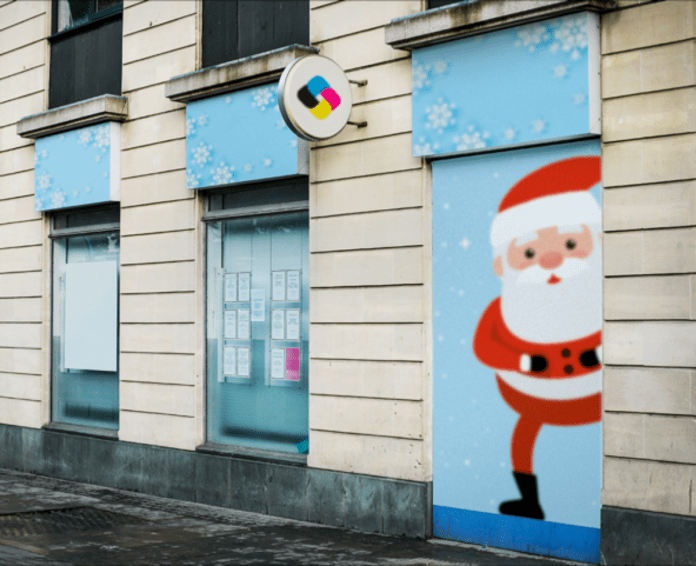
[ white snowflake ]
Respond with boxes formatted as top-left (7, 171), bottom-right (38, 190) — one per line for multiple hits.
top-left (413, 137), bottom-right (439, 156)
top-left (262, 158), bottom-right (272, 167)
top-left (412, 62), bottom-right (431, 95)
top-left (425, 98), bottom-right (456, 134)
top-left (34, 195), bottom-right (43, 210)
top-left (225, 96), bottom-right (232, 104)
top-left (197, 115), bottom-right (208, 127)
top-left (93, 125), bottom-right (110, 149)
top-left (95, 155), bottom-right (101, 163)
top-left (514, 23), bottom-right (551, 52)
top-left (459, 238), bottom-right (470, 249)
top-left (289, 139), bottom-right (298, 148)
top-left (50, 191), bottom-right (65, 208)
top-left (554, 64), bottom-right (568, 79)
top-left (252, 87), bottom-right (274, 111)
top-left (186, 118), bottom-right (196, 136)
top-left (37, 173), bottom-right (51, 190)
top-left (192, 142), bottom-right (212, 166)
top-left (85, 185), bottom-right (91, 193)
top-left (72, 189), bottom-right (78, 198)
top-left (102, 171), bottom-right (108, 178)
top-left (211, 161), bottom-right (234, 185)
top-left (464, 460), bottom-right (470, 466)
top-left (243, 163), bottom-right (253, 173)
top-left (453, 125), bottom-right (490, 151)
top-left (504, 127), bottom-right (516, 141)
top-left (186, 171), bottom-right (201, 189)
top-left (574, 92), bottom-right (587, 105)
top-left (550, 14), bottom-right (588, 60)
top-left (531, 118), bottom-right (546, 133)
top-left (276, 119), bottom-right (287, 130)
top-left (443, 203), bottom-right (450, 210)
top-left (433, 59), bottom-right (449, 75)
top-left (77, 129), bottom-right (92, 146)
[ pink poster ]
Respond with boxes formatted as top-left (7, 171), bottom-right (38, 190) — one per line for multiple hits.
top-left (285, 347), bottom-right (300, 381)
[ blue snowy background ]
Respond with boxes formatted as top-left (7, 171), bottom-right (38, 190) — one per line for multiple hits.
top-left (34, 122), bottom-right (116, 211)
top-left (413, 13), bottom-right (593, 157)
top-left (185, 84), bottom-right (301, 189)
top-left (432, 139), bottom-right (602, 529)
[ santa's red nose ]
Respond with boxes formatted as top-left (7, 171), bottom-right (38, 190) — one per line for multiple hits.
top-left (539, 251), bottom-right (563, 269)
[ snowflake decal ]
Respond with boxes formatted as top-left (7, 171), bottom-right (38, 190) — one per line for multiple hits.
top-left (514, 23), bottom-right (551, 52)
top-left (34, 195), bottom-right (44, 210)
top-left (251, 87), bottom-right (275, 111)
top-left (186, 171), bottom-right (201, 189)
top-left (211, 161), bottom-right (234, 185)
top-left (77, 129), bottom-right (92, 146)
top-left (453, 126), bottom-right (490, 150)
top-left (432, 59), bottom-right (450, 76)
top-left (574, 92), bottom-right (587, 105)
top-left (425, 98), bottom-right (456, 134)
top-left (531, 118), bottom-right (546, 134)
top-left (34, 148), bottom-right (48, 165)
top-left (262, 158), bottom-right (272, 167)
top-left (50, 191), bottom-right (66, 208)
top-left (413, 137), bottom-right (439, 156)
top-left (186, 118), bottom-right (196, 136)
top-left (191, 142), bottom-right (212, 166)
top-left (197, 115), bottom-right (208, 127)
top-left (550, 14), bottom-right (588, 60)
top-left (412, 62), bottom-right (431, 95)
top-left (37, 173), bottom-right (51, 190)
top-left (243, 163), bottom-right (253, 173)
top-left (554, 64), bottom-right (568, 79)
top-left (289, 139), bottom-right (298, 148)
top-left (93, 125), bottom-right (110, 149)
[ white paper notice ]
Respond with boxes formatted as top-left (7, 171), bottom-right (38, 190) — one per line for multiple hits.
top-left (224, 310), bottom-right (237, 339)
top-left (64, 261), bottom-right (118, 372)
top-left (286, 309), bottom-right (300, 341)
top-left (272, 271), bottom-right (286, 301)
top-left (237, 309), bottom-right (250, 340)
top-left (223, 346), bottom-right (236, 376)
top-left (271, 309), bottom-right (285, 340)
top-left (271, 348), bottom-right (284, 379)
top-left (237, 347), bottom-right (250, 376)
top-left (250, 289), bottom-right (265, 321)
top-left (286, 270), bottom-right (300, 302)
top-left (238, 272), bottom-right (251, 302)
top-left (224, 273), bottom-right (237, 302)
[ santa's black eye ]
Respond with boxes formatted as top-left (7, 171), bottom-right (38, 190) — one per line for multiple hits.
top-left (524, 248), bottom-right (535, 259)
top-left (565, 239), bottom-right (577, 250)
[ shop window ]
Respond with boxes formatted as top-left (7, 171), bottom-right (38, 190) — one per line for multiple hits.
top-left (49, 0), bottom-right (123, 109)
top-left (205, 179), bottom-right (309, 454)
top-left (202, 0), bottom-right (309, 68)
top-left (51, 205), bottom-right (120, 430)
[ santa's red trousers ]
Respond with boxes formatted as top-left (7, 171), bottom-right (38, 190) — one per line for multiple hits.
top-left (496, 376), bottom-right (602, 475)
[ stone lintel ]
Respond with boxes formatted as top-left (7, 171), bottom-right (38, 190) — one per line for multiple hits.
top-left (385, 0), bottom-right (616, 51)
top-left (165, 44), bottom-right (320, 103)
top-left (17, 94), bottom-right (128, 139)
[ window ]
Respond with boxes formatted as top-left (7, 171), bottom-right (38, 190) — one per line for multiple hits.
top-left (51, 205), bottom-right (120, 430)
top-left (202, 0), bottom-right (310, 68)
top-left (49, 0), bottom-right (123, 108)
top-left (428, 0), bottom-right (461, 9)
top-left (205, 179), bottom-right (309, 454)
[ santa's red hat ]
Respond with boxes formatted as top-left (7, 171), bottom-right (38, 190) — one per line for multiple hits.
top-left (490, 156), bottom-right (601, 248)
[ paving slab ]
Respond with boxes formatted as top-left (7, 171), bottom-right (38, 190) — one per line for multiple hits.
top-left (0, 469), bottom-right (589, 566)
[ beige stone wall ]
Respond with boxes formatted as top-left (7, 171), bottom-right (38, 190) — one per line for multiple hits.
top-left (0, 0), bottom-right (49, 428)
top-left (308, 0), bottom-right (432, 482)
top-left (601, 0), bottom-right (696, 517)
top-left (118, 0), bottom-right (202, 449)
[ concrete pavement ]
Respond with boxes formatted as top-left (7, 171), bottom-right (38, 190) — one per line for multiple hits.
top-left (0, 468), bottom-right (590, 566)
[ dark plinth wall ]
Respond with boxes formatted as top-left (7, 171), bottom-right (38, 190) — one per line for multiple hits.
top-left (601, 506), bottom-right (696, 565)
top-left (0, 423), bottom-right (432, 539)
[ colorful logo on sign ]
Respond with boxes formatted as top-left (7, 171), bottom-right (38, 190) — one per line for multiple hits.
top-left (297, 76), bottom-right (341, 120)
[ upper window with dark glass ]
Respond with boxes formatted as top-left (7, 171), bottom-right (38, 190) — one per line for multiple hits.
top-left (428, 0), bottom-right (462, 9)
top-left (49, 0), bottom-right (123, 109)
top-left (202, 0), bottom-right (309, 68)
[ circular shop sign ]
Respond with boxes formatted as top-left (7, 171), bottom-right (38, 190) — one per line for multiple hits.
top-left (278, 55), bottom-right (353, 142)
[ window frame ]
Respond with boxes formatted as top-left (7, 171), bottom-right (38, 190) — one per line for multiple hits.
top-left (50, 0), bottom-right (123, 39)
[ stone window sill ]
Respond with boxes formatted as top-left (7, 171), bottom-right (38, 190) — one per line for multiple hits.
top-left (165, 44), bottom-right (319, 104)
top-left (384, 0), bottom-right (615, 51)
top-left (197, 442), bottom-right (307, 467)
top-left (17, 94), bottom-right (128, 140)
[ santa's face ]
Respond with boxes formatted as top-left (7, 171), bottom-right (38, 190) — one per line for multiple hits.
top-left (495, 224), bottom-right (602, 343)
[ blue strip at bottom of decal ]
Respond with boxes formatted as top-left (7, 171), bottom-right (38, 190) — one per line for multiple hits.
top-left (433, 505), bottom-right (600, 564)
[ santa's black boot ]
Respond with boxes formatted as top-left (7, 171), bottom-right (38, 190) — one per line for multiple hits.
top-left (499, 472), bottom-right (545, 520)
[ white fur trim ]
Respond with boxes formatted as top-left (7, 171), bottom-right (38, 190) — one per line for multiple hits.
top-left (490, 192), bottom-right (601, 248)
top-left (497, 369), bottom-right (602, 400)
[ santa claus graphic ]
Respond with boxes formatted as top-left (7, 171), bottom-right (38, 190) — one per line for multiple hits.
top-left (473, 156), bottom-right (602, 521)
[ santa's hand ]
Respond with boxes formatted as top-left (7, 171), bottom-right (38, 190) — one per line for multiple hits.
top-left (520, 354), bottom-right (547, 373)
top-left (580, 349), bottom-right (600, 368)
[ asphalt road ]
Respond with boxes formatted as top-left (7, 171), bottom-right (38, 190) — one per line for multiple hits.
top-left (0, 468), bottom-right (589, 566)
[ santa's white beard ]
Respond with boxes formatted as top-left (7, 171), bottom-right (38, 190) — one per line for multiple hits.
top-left (500, 248), bottom-right (602, 344)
